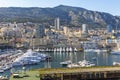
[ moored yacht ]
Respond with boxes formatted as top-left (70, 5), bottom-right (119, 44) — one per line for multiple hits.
top-left (60, 60), bottom-right (72, 66)
top-left (67, 63), bottom-right (80, 68)
top-left (76, 42), bottom-right (95, 67)
top-left (62, 47), bottom-right (65, 52)
top-left (78, 60), bottom-right (95, 67)
top-left (113, 62), bottom-right (120, 65)
top-left (74, 48), bottom-right (78, 52)
top-left (12, 49), bottom-right (50, 66)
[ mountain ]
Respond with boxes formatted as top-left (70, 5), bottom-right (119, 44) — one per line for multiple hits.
top-left (0, 5), bottom-right (120, 28)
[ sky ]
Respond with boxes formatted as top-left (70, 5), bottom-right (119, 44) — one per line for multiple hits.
top-left (0, 0), bottom-right (119, 16)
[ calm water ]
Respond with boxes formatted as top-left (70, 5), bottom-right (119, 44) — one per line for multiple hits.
top-left (1, 51), bottom-right (120, 77)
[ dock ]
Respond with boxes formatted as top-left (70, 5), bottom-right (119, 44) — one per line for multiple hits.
top-left (0, 50), bottom-right (23, 72)
top-left (39, 66), bottom-right (120, 80)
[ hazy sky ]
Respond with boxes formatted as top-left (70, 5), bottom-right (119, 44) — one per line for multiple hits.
top-left (0, 0), bottom-right (119, 16)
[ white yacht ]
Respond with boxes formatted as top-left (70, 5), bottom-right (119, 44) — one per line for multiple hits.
top-left (59, 47), bottom-right (62, 52)
top-left (34, 48), bottom-right (40, 52)
top-left (0, 66), bottom-right (4, 73)
top-left (60, 60), bottom-right (72, 66)
top-left (1, 64), bottom-right (12, 71)
top-left (93, 49), bottom-right (107, 53)
top-left (74, 48), bottom-right (78, 52)
top-left (54, 48), bottom-right (57, 52)
top-left (77, 42), bottom-right (95, 67)
top-left (0, 63), bottom-right (12, 73)
top-left (84, 49), bottom-right (107, 53)
top-left (84, 49), bottom-right (94, 52)
top-left (0, 69), bottom-right (4, 73)
top-left (62, 47), bottom-right (65, 52)
top-left (69, 47), bottom-right (72, 52)
top-left (67, 60), bottom-right (95, 68)
top-left (66, 47), bottom-right (69, 52)
top-left (78, 60), bottom-right (95, 67)
top-left (67, 63), bottom-right (80, 68)
top-left (12, 49), bottom-right (49, 66)
top-left (113, 62), bottom-right (120, 65)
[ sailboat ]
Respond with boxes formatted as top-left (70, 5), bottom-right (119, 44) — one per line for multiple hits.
top-left (67, 42), bottom-right (95, 68)
top-left (78, 42), bottom-right (95, 67)
top-left (69, 47), bottom-right (72, 52)
top-left (67, 52), bottom-right (80, 68)
top-left (62, 47), bottom-right (65, 52)
top-left (74, 48), bottom-right (78, 52)
top-left (78, 60), bottom-right (95, 67)
top-left (66, 47), bottom-right (69, 52)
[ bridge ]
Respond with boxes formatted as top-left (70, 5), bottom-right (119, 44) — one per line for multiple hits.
top-left (39, 66), bottom-right (120, 80)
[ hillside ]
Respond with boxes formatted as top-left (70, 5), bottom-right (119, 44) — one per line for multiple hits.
top-left (0, 5), bottom-right (119, 28)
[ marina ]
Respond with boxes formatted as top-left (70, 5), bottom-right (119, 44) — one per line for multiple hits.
top-left (0, 49), bottom-right (51, 74)
top-left (12, 49), bottom-right (50, 66)
top-left (0, 49), bottom-right (120, 77)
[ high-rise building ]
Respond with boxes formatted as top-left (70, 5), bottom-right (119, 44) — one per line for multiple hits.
top-left (54, 18), bottom-right (60, 30)
top-left (107, 25), bottom-right (112, 33)
top-left (82, 24), bottom-right (88, 34)
top-left (36, 25), bottom-right (45, 38)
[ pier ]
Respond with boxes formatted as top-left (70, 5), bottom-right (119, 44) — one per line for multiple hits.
top-left (39, 66), bottom-right (120, 80)
top-left (0, 50), bottom-right (23, 72)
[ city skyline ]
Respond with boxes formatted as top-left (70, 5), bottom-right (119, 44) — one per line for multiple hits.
top-left (0, 0), bottom-right (119, 16)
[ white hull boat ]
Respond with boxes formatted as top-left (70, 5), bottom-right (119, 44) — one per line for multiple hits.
top-left (13, 49), bottom-right (50, 66)
top-left (60, 60), bottom-right (72, 66)
top-left (113, 62), bottom-right (120, 66)
top-left (78, 60), bottom-right (95, 67)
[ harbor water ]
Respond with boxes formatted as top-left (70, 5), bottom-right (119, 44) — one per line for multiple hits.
top-left (0, 51), bottom-right (120, 77)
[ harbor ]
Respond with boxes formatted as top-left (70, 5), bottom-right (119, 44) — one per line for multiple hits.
top-left (0, 49), bottom-right (120, 79)
top-left (0, 49), bottom-right (51, 76)
top-left (0, 0), bottom-right (120, 80)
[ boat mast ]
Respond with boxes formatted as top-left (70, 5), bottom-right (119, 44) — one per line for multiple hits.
top-left (83, 42), bottom-right (86, 60)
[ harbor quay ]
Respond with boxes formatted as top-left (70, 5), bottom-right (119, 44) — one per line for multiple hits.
top-left (9, 66), bottom-right (120, 80)
top-left (39, 66), bottom-right (120, 80)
